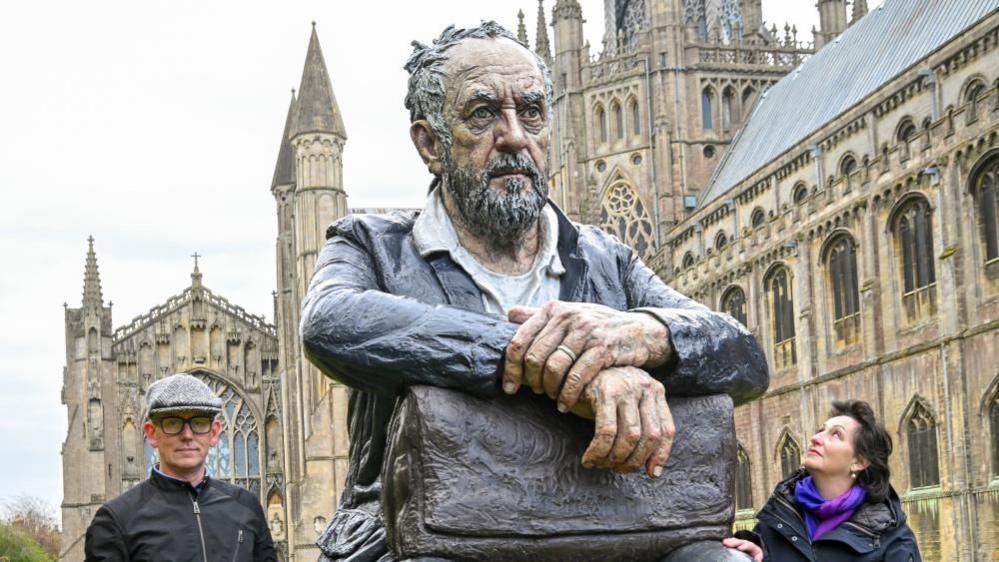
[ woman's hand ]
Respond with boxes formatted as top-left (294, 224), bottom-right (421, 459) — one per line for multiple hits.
top-left (721, 537), bottom-right (763, 562)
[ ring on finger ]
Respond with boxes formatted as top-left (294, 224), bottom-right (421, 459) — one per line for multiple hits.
top-left (555, 344), bottom-right (577, 362)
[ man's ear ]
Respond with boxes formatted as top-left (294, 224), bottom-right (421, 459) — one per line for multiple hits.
top-left (410, 120), bottom-right (444, 176)
top-left (209, 419), bottom-right (222, 447)
top-left (143, 421), bottom-right (158, 449)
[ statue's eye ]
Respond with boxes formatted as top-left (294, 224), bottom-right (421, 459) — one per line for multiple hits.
top-left (522, 106), bottom-right (542, 120)
top-left (472, 107), bottom-right (493, 119)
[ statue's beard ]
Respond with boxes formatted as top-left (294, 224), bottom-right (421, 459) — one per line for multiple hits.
top-left (441, 151), bottom-right (548, 247)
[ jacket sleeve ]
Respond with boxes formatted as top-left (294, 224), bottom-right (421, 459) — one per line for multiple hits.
top-left (623, 250), bottom-right (769, 405)
top-left (84, 505), bottom-right (128, 562)
top-left (300, 227), bottom-right (518, 398)
top-left (883, 523), bottom-right (922, 562)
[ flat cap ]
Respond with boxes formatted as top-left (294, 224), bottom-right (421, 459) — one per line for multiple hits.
top-left (146, 373), bottom-right (222, 418)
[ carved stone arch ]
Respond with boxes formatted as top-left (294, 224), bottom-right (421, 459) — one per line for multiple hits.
top-left (750, 206), bottom-right (766, 228)
top-left (681, 251), bottom-right (696, 269)
top-left (593, 102), bottom-right (607, 144)
top-left (626, 95), bottom-right (641, 136)
top-left (792, 181), bottom-right (809, 204)
top-left (598, 171), bottom-right (656, 258)
top-left (818, 228), bottom-right (859, 265)
top-left (897, 394), bottom-right (938, 436)
top-left (838, 151), bottom-right (859, 177)
top-left (885, 192), bottom-right (935, 233)
top-left (610, 98), bottom-right (624, 140)
top-left (774, 427), bottom-right (802, 479)
top-left (960, 73), bottom-right (989, 102)
top-left (895, 115), bottom-right (918, 143)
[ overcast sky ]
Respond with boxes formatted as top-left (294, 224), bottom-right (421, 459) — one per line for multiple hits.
top-left (0, 0), bottom-right (880, 520)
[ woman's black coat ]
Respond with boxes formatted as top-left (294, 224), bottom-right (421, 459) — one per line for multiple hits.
top-left (738, 470), bottom-right (922, 562)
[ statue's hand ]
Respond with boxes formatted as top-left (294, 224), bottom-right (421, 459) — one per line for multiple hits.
top-left (502, 302), bottom-right (672, 414)
top-left (578, 366), bottom-right (674, 478)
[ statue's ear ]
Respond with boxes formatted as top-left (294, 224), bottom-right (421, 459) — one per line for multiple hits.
top-left (410, 120), bottom-right (444, 176)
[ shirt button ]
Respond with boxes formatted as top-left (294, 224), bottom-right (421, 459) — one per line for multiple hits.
top-left (791, 536), bottom-right (798, 542)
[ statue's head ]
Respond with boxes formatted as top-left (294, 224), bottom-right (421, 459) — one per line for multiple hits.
top-left (405, 22), bottom-right (554, 245)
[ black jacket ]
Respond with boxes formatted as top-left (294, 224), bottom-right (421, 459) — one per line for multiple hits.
top-left (84, 469), bottom-right (276, 562)
top-left (742, 470), bottom-right (922, 562)
top-left (300, 202), bottom-right (769, 513)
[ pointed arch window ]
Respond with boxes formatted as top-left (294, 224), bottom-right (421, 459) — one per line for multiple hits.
top-left (779, 434), bottom-right (801, 480)
top-left (735, 444), bottom-right (753, 510)
top-left (721, 286), bottom-right (747, 327)
top-left (702, 87), bottom-right (715, 131)
top-left (892, 197), bottom-right (936, 323)
top-left (906, 401), bottom-right (940, 488)
top-left (631, 99), bottom-right (641, 137)
top-left (742, 87), bottom-right (757, 113)
top-left (972, 154), bottom-right (999, 262)
top-left (188, 372), bottom-right (263, 496)
top-left (722, 87), bottom-right (735, 131)
top-left (598, 179), bottom-right (656, 258)
top-left (596, 105), bottom-right (608, 144)
top-left (825, 234), bottom-right (860, 347)
top-left (612, 101), bottom-right (624, 140)
top-left (767, 266), bottom-right (796, 369)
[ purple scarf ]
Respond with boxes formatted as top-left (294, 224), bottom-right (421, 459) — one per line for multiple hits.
top-left (793, 476), bottom-right (867, 541)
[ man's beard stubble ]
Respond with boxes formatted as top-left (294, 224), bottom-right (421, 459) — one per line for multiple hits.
top-left (441, 150), bottom-right (549, 247)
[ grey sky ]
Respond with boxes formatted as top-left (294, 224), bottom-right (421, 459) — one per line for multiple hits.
top-left (0, 0), bottom-right (878, 519)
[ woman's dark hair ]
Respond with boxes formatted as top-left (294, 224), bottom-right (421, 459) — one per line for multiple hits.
top-left (830, 399), bottom-right (893, 502)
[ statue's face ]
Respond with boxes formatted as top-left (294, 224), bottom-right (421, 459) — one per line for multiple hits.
top-left (439, 38), bottom-right (551, 243)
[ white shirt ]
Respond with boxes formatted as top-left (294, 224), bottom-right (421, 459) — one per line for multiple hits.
top-left (412, 188), bottom-right (565, 316)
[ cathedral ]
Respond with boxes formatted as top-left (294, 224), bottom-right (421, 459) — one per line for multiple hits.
top-left (60, 0), bottom-right (999, 560)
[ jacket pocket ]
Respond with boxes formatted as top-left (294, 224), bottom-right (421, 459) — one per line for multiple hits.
top-left (232, 528), bottom-right (254, 562)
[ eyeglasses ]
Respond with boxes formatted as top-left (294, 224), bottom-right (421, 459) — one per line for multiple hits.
top-left (157, 416), bottom-right (214, 435)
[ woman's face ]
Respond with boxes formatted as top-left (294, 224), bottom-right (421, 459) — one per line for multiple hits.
top-left (802, 415), bottom-right (868, 477)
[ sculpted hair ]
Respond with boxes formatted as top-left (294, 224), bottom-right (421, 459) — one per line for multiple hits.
top-left (403, 21), bottom-right (554, 148)
top-left (830, 399), bottom-right (893, 503)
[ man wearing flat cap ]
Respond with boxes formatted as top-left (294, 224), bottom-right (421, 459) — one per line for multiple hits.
top-left (84, 373), bottom-right (277, 562)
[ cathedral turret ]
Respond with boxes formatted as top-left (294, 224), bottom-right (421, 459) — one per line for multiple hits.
top-left (517, 9), bottom-right (529, 47)
top-left (741, 0), bottom-right (763, 35)
top-left (82, 235), bottom-right (103, 311)
top-left (815, 0), bottom-right (848, 48)
top-left (271, 89), bottom-right (297, 191)
top-left (552, 0), bottom-right (583, 92)
top-left (535, 0), bottom-right (552, 63)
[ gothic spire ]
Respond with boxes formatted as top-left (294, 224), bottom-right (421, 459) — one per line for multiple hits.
top-left (516, 10), bottom-right (529, 47)
top-left (82, 236), bottom-right (103, 309)
top-left (291, 22), bottom-right (347, 140)
top-left (535, 0), bottom-right (552, 63)
top-left (190, 251), bottom-right (203, 288)
top-left (852, 0), bottom-right (868, 23)
top-left (271, 89), bottom-right (297, 188)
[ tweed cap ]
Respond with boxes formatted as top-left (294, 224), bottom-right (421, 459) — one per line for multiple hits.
top-left (145, 374), bottom-right (222, 418)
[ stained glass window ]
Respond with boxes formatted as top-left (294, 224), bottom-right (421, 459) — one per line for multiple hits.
top-left (827, 235), bottom-right (860, 346)
top-left (894, 197), bottom-right (936, 322)
top-left (767, 267), bottom-right (796, 369)
top-left (721, 286), bottom-right (747, 327)
top-left (193, 372), bottom-right (262, 497)
top-left (599, 180), bottom-right (655, 258)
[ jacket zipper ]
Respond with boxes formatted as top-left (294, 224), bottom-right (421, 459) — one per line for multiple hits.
top-left (841, 521), bottom-right (878, 538)
top-left (191, 495), bottom-right (209, 562)
top-left (231, 529), bottom-right (244, 562)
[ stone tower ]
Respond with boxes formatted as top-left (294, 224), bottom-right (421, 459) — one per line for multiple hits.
top-left (271, 23), bottom-right (350, 561)
top-left (60, 238), bottom-right (118, 561)
top-left (543, 0), bottom-right (812, 265)
top-left (815, 0), bottom-right (848, 48)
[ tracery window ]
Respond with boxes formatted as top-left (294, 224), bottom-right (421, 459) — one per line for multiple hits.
top-left (766, 266), bottom-right (796, 369)
top-left (721, 286), bottom-right (747, 327)
top-left (702, 87), bottom-right (715, 131)
top-left (892, 197), bottom-right (936, 323)
top-left (735, 443), bottom-right (753, 511)
top-left (778, 434), bottom-right (801, 480)
top-left (972, 154), bottom-right (999, 261)
top-left (599, 179), bottom-right (655, 258)
top-left (906, 401), bottom-right (940, 488)
top-left (825, 234), bottom-right (860, 347)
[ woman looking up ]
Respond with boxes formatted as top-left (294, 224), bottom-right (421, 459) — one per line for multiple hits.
top-left (723, 400), bottom-right (922, 561)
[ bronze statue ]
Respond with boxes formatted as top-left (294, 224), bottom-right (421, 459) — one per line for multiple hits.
top-left (301, 21), bottom-right (767, 562)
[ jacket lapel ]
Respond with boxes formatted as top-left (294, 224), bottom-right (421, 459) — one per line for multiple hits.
top-left (552, 203), bottom-right (588, 303)
top-left (426, 253), bottom-right (487, 313)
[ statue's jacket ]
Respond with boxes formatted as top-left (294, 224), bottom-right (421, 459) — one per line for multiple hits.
top-left (300, 201), bottom-right (769, 559)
